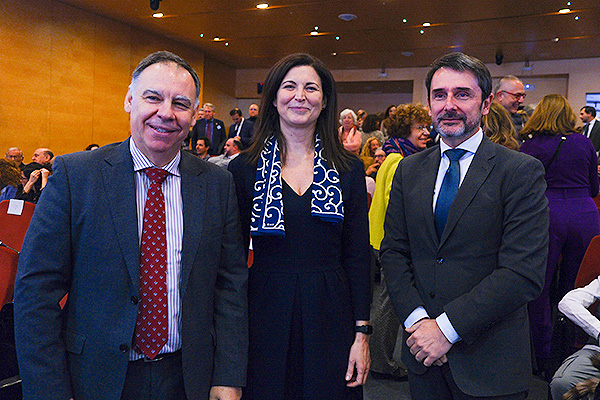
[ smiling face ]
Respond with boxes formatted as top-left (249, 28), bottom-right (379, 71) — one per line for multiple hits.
top-left (428, 67), bottom-right (492, 147)
top-left (342, 113), bottom-right (355, 129)
top-left (407, 122), bottom-right (430, 150)
top-left (124, 62), bottom-right (199, 166)
top-left (274, 65), bottom-right (325, 134)
top-left (496, 79), bottom-right (525, 114)
top-left (248, 104), bottom-right (259, 117)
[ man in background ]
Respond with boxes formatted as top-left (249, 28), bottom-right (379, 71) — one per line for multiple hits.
top-left (494, 75), bottom-right (526, 133)
top-left (191, 103), bottom-right (226, 155)
top-left (580, 106), bottom-right (600, 153)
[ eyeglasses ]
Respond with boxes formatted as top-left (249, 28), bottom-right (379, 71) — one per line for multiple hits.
top-left (500, 90), bottom-right (526, 100)
top-left (6, 154), bottom-right (23, 160)
top-left (374, 154), bottom-right (386, 159)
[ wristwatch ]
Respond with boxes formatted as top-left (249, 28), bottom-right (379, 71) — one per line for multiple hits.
top-left (355, 325), bottom-right (373, 335)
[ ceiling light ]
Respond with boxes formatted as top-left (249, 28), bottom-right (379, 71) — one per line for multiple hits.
top-left (152, 12), bottom-right (163, 18)
top-left (214, 37), bottom-right (220, 41)
top-left (401, 51), bottom-right (414, 57)
top-left (256, 3), bottom-right (268, 9)
top-left (335, 36), bottom-right (340, 40)
top-left (314, 26), bottom-right (319, 30)
top-left (552, 37), bottom-right (560, 42)
top-left (575, 15), bottom-right (579, 20)
top-left (402, 19), bottom-right (407, 23)
top-left (338, 14), bottom-right (357, 21)
top-left (422, 22), bottom-right (431, 27)
top-left (310, 31), bottom-right (319, 36)
top-left (420, 29), bottom-right (425, 34)
top-left (566, 1), bottom-right (571, 5)
top-left (332, 52), bottom-right (337, 56)
top-left (559, 8), bottom-right (570, 13)
top-left (225, 42), bottom-right (229, 46)
top-left (200, 33), bottom-right (204, 38)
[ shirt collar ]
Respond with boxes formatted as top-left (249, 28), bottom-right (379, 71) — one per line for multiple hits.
top-left (129, 138), bottom-right (181, 177)
top-left (439, 128), bottom-right (483, 157)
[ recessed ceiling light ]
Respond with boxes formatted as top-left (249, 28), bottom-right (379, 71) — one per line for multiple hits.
top-left (200, 33), bottom-right (204, 38)
top-left (314, 26), bottom-right (319, 30)
top-left (225, 42), bottom-right (229, 46)
top-left (152, 12), bottom-right (163, 18)
top-left (310, 31), bottom-right (319, 36)
top-left (422, 22), bottom-right (431, 27)
top-left (402, 18), bottom-right (407, 23)
top-left (335, 36), bottom-right (340, 40)
top-left (420, 29), bottom-right (425, 34)
top-left (575, 15), bottom-right (579, 20)
top-left (214, 37), bottom-right (220, 41)
top-left (566, 1), bottom-right (571, 5)
top-left (559, 8), bottom-right (570, 13)
top-left (256, 3), bottom-right (268, 9)
top-left (338, 14), bottom-right (357, 22)
top-left (332, 52), bottom-right (337, 56)
top-left (552, 37), bottom-right (560, 42)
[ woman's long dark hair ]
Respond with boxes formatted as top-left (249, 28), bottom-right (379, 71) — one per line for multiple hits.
top-left (246, 53), bottom-right (354, 173)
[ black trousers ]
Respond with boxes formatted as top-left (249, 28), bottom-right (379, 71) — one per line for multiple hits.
top-left (408, 363), bottom-right (527, 400)
top-left (121, 351), bottom-right (187, 400)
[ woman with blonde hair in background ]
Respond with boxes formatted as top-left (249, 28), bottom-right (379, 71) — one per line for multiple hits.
top-left (520, 94), bottom-right (600, 378)
top-left (482, 102), bottom-right (520, 151)
top-left (359, 136), bottom-right (381, 171)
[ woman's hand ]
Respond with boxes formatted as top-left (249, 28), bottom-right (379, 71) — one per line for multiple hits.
top-left (40, 168), bottom-right (50, 189)
top-left (345, 331), bottom-right (371, 387)
top-left (23, 170), bottom-right (41, 193)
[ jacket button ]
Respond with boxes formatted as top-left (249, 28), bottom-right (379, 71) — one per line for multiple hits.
top-left (119, 344), bottom-right (129, 353)
top-left (131, 296), bottom-right (139, 305)
top-left (429, 291), bottom-right (435, 298)
top-left (437, 257), bottom-right (444, 264)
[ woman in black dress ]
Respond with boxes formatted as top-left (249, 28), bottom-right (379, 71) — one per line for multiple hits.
top-left (229, 53), bottom-right (371, 399)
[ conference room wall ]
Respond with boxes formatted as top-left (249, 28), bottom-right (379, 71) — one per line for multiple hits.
top-left (0, 0), bottom-right (206, 160)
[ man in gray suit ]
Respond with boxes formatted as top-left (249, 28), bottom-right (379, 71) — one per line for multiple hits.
top-left (380, 52), bottom-right (549, 399)
top-left (14, 51), bottom-right (248, 400)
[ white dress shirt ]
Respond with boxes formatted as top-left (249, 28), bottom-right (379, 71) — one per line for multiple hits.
top-left (129, 140), bottom-right (184, 360)
top-left (404, 129), bottom-right (484, 344)
top-left (559, 276), bottom-right (600, 343)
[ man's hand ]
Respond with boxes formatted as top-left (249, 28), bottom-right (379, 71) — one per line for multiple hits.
top-left (405, 319), bottom-right (452, 367)
top-left (209, 386), bottom-right (242, 400)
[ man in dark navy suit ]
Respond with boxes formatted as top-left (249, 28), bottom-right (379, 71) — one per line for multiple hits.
top-left (191, 102), bottom-right (226, 155)
top-left (228, 108), bottom-right (254, 149)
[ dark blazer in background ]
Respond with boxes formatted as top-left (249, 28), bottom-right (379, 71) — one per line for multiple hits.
top-left (228, 119), bottom-right (254, 149)
top-left (585, 120), bottom-right (600, 153)
top-left (192, 118), bottom-right (226, 155)
top-left (14, 139), bottom-right (248, 400)
top-left (380, 136), bottom-right (549, 397)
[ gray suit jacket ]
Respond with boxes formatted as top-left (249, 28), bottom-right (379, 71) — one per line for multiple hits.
top-left (380, 136), bottom-right (549, 396)
top-left (14, 139), bottom-right (248, 400)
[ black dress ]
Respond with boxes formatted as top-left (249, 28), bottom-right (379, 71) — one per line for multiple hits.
top-left (229, 154), bottom-right (371, 400)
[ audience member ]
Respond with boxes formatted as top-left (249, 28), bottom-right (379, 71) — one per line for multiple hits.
top-left (482, 102), bottom-right (520, 151)
top-left (85, 144), bottom-right (99, 151)
top-left (357, 109), bottom-right (367, 130)
top-left (208, 137), bottom-right (241, 168)
top-left (550, 276), bottom-right (600, 399)
top-left (369, 104), bottom-right (431, 382)
top-left (365, 148), bottom-right (386, 180)
top-left (361, 114), bottom-right (385, 147)
top-left (5, 147), bottom-right (25, 169)
top-left (13, 50), bottom-right (248, 400)
top-left (580, 106), bottom-right (600, 153)
top-left (247, 103), bottom-right (259, 124)
top-left (15, 162), bottom-right (51, 204)
top-left (381, 104), bottom-right (431, 156)
top-left (191, 103), bottom-right (226, 155)
top-left (520, 94), bottom-right (600, 377)
top-left (494, 75), bottom-right (526, 133)
top-left (228, 108), bottom-right (254, 149)
top-left (0, 159), bottom-right (21, 201)
top-left (380, 52), bottom-right (548, 398)
top-left (31, 148), bottom-right (53, 166)
top-left (196, 137), bottom-right (212, 160)
top-left (338, 108), bottom-right (361, 154)
top-left (380, 104), bottom-right (396, 136)
top-left (359, 136), bottom-right (381, 171)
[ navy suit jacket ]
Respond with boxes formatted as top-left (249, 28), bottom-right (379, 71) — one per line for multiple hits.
top-left (14, 139), bottom-right (248, 400)
top-left (192, 118), bottom-right (226, 155)
top-left (380, 136), bottom-right (549, 396)
top-left (228, 119), bottom-right (254, 149)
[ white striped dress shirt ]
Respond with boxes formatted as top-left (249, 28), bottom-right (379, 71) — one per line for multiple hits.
top-left (129, 139), bottom-right (183, 360)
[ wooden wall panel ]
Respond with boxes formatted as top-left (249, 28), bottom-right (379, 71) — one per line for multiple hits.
top-left (0, 0), bottom-right (206, 160)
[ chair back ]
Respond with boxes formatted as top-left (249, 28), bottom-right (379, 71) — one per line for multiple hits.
top-left (574, 235), bottom-right (600, 289)
top-left (0, 200), bottom-right (36, 306)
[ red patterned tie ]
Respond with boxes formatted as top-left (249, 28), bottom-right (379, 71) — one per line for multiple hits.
top-left (133, 167), bottom-right (170, 359)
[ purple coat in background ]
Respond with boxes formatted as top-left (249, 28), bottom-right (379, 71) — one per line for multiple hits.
top-left (521, 132), bottom-right (600, 361)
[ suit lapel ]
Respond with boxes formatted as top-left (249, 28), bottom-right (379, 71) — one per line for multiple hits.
top-left (420, 148), bottom-right (441, 246)
top-left (101, 138), bottom-right (141, 288)
top-left (439, 137), bottom-right (496, 247)
top-left (179, 153), bottom-right (207, 297)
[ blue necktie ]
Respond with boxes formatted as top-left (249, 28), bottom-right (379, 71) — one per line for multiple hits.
top-left (435, 149), bottom-right (467, 236)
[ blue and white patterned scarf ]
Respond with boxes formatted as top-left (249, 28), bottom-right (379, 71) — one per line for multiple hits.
top-left (250, 134), bottom-right (344, 236)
